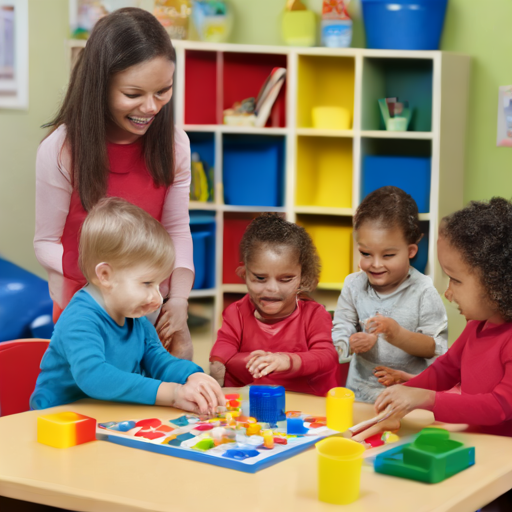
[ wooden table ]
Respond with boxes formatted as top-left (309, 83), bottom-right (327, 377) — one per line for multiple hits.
top-left (0, 393), bottom-right (511, 512)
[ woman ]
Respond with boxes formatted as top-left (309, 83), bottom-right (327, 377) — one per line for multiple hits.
top-left (34, 8), bottom-right (194, 359)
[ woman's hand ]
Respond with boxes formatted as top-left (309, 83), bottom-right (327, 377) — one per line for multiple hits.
top-left (209, 361), bottom-right (226, 387)
top-left (155, 298), bottom-right (192, 359)
top-left (374, 385), bottom-right (436, 418)
top-left (173, 373), bottom-right (225, 415)
top-left (246, 350), bottom-right (291, 379)
top-left (373, 366), bottom-right (414, 386)
top-left (366, 314), bottom-right (401, 343)
top-left (349, 332), bottom-right (378, 354)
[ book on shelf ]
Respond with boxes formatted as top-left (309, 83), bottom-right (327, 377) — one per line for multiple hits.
top-left (254, 67), bottom-right (286, 128)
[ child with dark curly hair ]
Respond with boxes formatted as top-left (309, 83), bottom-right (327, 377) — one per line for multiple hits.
top-left (332, 186), bottom-right (448, 402)
top-left (373, 197), bottom-right (512, 438)
top-left (209, 213), bottom-right (339, 396)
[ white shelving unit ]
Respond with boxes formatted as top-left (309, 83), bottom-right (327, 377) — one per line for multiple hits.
top-left (68, 39), bottom-right (470, 342)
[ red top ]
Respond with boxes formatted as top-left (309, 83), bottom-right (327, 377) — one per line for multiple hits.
top-left (61, 141), bottom-right (167, 304)
top-left (404, 320), bottom-right (512, 437)
top-left (210, 294), bottom-right (340, 396)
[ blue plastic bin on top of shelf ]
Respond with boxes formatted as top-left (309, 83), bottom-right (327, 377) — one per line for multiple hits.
top-left (361, 0), bottom-right (448, 50)
top-left (223, 135), bottom-right (285, 207)
top-left (362, 155), bottom-right (431, 213)
top-left (190, 212), bottom-right (216, 290)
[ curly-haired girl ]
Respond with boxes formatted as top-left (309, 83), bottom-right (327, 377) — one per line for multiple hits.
top-left (374, 197), bottom-right (512, 438)
top-left (332, 186), bottom-right (448, 402)
top-left (209, 213), bottom-right (339, 396)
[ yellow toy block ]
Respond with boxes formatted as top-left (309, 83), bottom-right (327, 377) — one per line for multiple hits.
top-left (37, 411), bottom-right (96, 449)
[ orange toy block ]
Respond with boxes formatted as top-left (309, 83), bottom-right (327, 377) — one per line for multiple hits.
top-left (37, 411), bottom-right (96, 449)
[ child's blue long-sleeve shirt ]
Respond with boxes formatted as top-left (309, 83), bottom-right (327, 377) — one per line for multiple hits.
top-left (30, 290), bottom-right (203, 410)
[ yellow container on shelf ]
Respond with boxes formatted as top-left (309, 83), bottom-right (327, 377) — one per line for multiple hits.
top-left (312, 106), bottom-right (351, 130)
top-left (316, 437), bottom-right (365, 505)
top-left (326, 387), bottom-right (354, 431)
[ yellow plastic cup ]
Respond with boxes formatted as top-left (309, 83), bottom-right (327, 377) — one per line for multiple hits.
top-left (326, 387), bottom-right (354, 432)
top-left (312, 106), bottom-right (351, 130)
top-left (316, 437), bottom-right (365, 504)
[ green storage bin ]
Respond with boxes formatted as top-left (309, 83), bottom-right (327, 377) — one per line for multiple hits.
top-left (374, 428), bottom-right (475, 484)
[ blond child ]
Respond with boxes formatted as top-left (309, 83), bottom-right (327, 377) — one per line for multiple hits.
top-left (332, 186), bottom-right (448, 402)
top-left (30, 198), bottom-right (223, 414)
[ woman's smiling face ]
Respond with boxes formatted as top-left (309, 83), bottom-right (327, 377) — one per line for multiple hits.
top-left (107, 56), bottom-right (175, 144)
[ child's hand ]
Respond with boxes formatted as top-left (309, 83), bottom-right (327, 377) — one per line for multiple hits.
top-left (374, 385), bottom-right (435, 418)
top-left (366, 314), bottom-right (401, 342)
top-left (351, 416), bottom-right (401, 443)
top-left (349, 332), bottom-right (378, 353)
top-left (174, 373), bottom-right (225, 415)
top-left (246, 350), bottom-right (291, 378)
top-left (373, 366), bottom-right (413, 386)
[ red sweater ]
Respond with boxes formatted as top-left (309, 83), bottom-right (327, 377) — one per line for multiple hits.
top-left (210, 295), bottom-right (340, 396)
top-left (61, 141), bottom-right (167, 304)
top-left (404, 320), bottom-right (512, 437)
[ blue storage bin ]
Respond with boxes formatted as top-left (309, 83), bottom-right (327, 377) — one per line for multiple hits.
top-left (223, 135), bottom-right (285, 207)
top-left (191, 232), bottom-right (210, 289)
top-left (190, 212), bottom-right (216, 289)
top-left (361, 0), bottom-right (448, 50)
top-left (411, 233), bottom-right (428, 274)
top-left (362, 155), bottom-right (431, 213)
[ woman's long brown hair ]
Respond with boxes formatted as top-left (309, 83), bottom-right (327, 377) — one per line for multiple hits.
top-left (44, 8), bottom-right (176, 211)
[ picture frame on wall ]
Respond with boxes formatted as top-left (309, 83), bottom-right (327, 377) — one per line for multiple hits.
top-left (497, 85), bottom-right (512, 148)
top-left (0, 0), bottom-right (28, 109)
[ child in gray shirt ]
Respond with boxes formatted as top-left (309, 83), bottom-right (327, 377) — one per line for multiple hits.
top-left (332, 187), bottom-right (448, 402)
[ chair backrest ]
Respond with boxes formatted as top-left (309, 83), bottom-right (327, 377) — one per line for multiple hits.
top-left (0, 339), bottom-right (49, 416)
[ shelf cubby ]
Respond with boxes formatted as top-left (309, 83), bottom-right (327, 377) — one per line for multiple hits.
top-left (296, 136), bottom-right (352, 209)
top-left (222, 212), bottom-right (258, 285)
top-left (184, 50), bottom-right (219, 125)
top-left (361, 57), bottom-right (433, 132)
top-left (297, 215), bottom-right (353, 289)
top-left (411, 221), bottom-right (430, 275)
top-left (223, 52), bottom-right (287, 128)
top-left (361, 138), bottom-right (431, 214)
top-left (190, 211), bottom-right (216, 290)
top-left (188, 131), bottom-right (215, 170)
top-left (222, 134), bottom-right (285, 207)
top-left (297, 55), bottom-right (355, 129)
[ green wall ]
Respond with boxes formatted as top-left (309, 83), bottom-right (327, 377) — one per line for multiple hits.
top-left (441, 0), bottom-right (512, 203)
top-left (0, 0), bottom-right (69, 277)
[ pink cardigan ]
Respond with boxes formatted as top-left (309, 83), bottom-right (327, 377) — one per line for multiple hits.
top-left (34, 124), bottom-right (194, 308)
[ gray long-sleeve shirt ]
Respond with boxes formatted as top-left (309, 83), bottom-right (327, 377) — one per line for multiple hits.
top-left (332, 267), bottom-right (448, 402)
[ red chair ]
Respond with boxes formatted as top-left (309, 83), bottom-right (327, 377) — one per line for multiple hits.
top-left (0, 339), bottom-right (49, 416)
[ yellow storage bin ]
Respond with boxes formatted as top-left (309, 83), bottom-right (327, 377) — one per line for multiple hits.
top-left (312, 106), bottom-right (351, 130)
top-left (300, 220), bottom-right (352, 286)
top-left (296, 137), bottom-right (352, 208)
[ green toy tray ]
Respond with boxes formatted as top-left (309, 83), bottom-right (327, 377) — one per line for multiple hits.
top-left (374, 428), bottom-right (475, 484)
